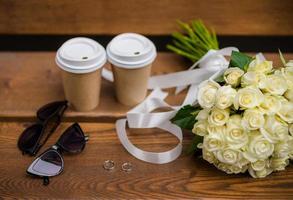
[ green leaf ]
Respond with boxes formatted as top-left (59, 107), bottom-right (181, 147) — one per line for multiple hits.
top-left (185, 135), bottom-right (203, 155)
top-left (229, 51), bottom-right (253, 71)
top-left (278, 49), bottom-right (287, 66)
top-left (214, 74), bottom-right (225, 84)
top-left (171, 105), bottom-right (200, 130)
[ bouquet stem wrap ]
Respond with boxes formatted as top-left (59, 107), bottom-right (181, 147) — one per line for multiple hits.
top-left (102, 47), bottom-right (238, 164)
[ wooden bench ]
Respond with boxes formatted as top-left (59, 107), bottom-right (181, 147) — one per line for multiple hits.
top-left (0, 0), bottom-right (292, 199)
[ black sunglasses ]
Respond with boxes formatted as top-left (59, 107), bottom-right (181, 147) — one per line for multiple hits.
top-left (18, 101), bottom-right (68, 156)
top-left (27, 123), bottom-right (89, 186)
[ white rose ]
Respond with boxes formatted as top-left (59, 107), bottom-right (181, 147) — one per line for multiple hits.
top-left (208, 107), bottom-right (230, 126)
top-left (271, 157), bottom-right (290, 171)
top-left (284, 67), bottom-right (293, 87)
top-left (241, 109), bottom-right (265, 130)
top-left (289, 124), bottom-right (293, 136)
top-left (284, 88), bottom-right (293, 101)
top-left (248, 166), bottom-right (273, 178)
top-left (250, 159), bottom-right (268, 171)
top-left (260, 115), bottom-right (288, 143)
top-left (277, 101), bottom-right (293, 123)
top-left (215, 148), bottom-right (241, 165)
top-left (274, 69), bottom-right (282, 75)
top-left (238, 157), bottom-right (250, 170)
top-left (241, 71), bottom-right (266, 88)
top-left (243, 131), bottom-right (274, 162)
top-left (258, 93), bottom-right (282, 114)
top-left (197, 80), bottom-right (220, 108)
top-left (215, 163), bottom-right (246, 174)
top-left (234, 87), bottom-right (264, 110)
top-left (259, 74), bottom-right (288, 96)
top-left (227, 114), bottom-right (242, 126)
top-left (285, 61), bottom-right (293, 67)
top-left (288, 137), bottom-right (293, 159)
top-left (195, 108), bottom-right (210, 121)
top-left (215, 85), bottom-right (237, 109)
top-left (228, 165), bottom-right (245, 174)
top-left (207, 124), bottom-right (226, 136)
top-left (215, 163), bottom-right (234, 174)
top-left (276, 67), bottom-right (293, 89)
top-left (254, 168), bottom-right (273, 178)
top-left (203, 129), bottom-right (225, 152)
top-left (247, 58), bottom-right (273, 74)
top-left (273, 141), bottom-right (291, 158)
top-left (224, 67), bottom-right (244, 87)
top-left (226, 122), bottom-right (248, 149)
top-left (285, 66), bottom-right (293, 74)
top-left (202, 149), bottom-right (218, 164)
top-left (192, 120), bottom-right (208, 136)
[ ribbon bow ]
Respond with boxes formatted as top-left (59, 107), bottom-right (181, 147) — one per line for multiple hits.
top-left (102, 47), bottom-right (238, 164)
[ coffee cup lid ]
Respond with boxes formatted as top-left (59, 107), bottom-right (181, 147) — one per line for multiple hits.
top-left (106, 33), bottom-right (157, 69)
top-left (56, 37), bottom-right (107, 74)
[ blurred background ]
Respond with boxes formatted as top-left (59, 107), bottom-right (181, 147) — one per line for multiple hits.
top-left (0, 0), bottom-right (292, 52)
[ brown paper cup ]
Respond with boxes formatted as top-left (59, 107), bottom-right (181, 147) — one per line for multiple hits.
top-left (61, 69), bottom-right (102, 111)
top-left (106, 33), bottom-right (157, 106)
top-left (112, 64), bottom-right (151, 106)
top-left (56, 37), bottom-right (106, 112)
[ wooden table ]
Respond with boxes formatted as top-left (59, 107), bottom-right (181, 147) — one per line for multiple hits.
top-left (0, 52), bottom-right (293, 199)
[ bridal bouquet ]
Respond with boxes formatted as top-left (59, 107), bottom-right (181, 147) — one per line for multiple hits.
top-left (172, 51), bottom-right (293, 178)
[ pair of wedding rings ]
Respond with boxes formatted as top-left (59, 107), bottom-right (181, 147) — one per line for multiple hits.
top-left (103, 160), bottom-right (132, 172)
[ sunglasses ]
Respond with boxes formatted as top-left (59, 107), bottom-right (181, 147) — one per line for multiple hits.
top-left (27, 123), bottom-right (89, 186)
top-left (18, 101), bottom-right (68, 156)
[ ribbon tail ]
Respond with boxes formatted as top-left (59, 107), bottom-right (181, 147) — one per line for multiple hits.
top-left (116, 119), bottom-right (183, 164)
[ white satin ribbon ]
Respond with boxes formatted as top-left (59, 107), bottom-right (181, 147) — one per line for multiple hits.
top-left (102, 47), bottom-right (239, 164)
top-left (117, 88), bottom-right (183, 164)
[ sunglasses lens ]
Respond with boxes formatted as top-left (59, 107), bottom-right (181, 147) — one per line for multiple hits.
top-left (27, 149), bottom-right (63, 177)
top-left (37, 101), bottom-right (67, 122)
top-left (18, 101), bottom-right (67, 155)
top-left (58, 123), bottom-right (87, 153)
top-left (18, 124), bottom-right (43, 154)
top-left (37, 114), bottom-right (61, 147)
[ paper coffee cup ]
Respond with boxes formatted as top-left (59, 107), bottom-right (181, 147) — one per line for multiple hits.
top-left (107, 33), bottom-right (157, 106)
top-left (56, 37), bottom-right (106, 111)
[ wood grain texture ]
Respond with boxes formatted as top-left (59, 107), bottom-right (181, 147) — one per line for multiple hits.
top-left (0, 0), bottom-right (292, 35)
top-left (0, 122), bottom-right (292, 199)
top-left (0, 52), bottom-right (292, 122)
top-left (0, 52), bottom-right (188, 121)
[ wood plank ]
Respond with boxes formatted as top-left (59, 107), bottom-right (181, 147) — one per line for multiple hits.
top-left (0, 0), bottom-right (292, 35)
top-left (0, 52), bottom-right (188, 121)
top-left (0, 122), bottom-right (292, 199)
top-left (0, 52), bottom-right (292, 122)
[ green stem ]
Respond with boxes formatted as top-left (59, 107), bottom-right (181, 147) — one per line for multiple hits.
top-left (167, 45), bottom-right (198, 62)
top-left (167, 19), bottom-right (219, 64)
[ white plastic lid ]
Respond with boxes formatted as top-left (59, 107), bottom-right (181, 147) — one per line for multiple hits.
top-left (106, 33), bottom-right (157, 69)
top-left (56, 37), bottom-right (107, 74)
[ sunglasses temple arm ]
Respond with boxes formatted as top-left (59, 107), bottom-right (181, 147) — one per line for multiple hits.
top-left (85, 135), bottom-right (89, 142)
